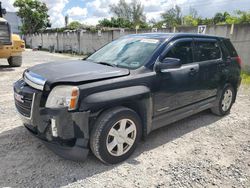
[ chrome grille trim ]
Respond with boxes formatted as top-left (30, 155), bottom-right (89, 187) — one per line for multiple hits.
top-left (24, 71), bottom-right (46, 91)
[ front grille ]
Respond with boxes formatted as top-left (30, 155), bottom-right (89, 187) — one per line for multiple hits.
top-left (15, 93), bottom-right (34, 118)
top-left (14, 79), bottom-right (38, 118)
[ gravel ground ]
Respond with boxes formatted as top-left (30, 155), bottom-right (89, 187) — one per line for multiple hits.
top-left (0, 50), bottom-right (249, 188)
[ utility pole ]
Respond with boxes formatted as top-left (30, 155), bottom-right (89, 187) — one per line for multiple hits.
top-left (65, 15), bottom-right (69, 28)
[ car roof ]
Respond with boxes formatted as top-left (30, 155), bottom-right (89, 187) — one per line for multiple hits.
top-left (126, 33), bottom-right (228, 40)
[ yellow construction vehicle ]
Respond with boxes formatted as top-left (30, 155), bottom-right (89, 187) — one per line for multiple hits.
top-left (0, 2), bottom-right (25, 67)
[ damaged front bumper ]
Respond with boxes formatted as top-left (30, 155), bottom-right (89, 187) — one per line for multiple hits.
top-left (24, 108), bottom-right (90, 162)
top-left (14, 79), bottom-right (90, 161)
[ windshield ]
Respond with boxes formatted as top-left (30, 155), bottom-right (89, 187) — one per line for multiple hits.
top-left (87, 37), bottom-right (161, 69)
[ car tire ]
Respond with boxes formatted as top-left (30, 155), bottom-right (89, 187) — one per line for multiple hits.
top-left (211, 84), bottom-right (235, 116)
top-left (8, 56), bottom-right (22, 67)
top-left (90, 107), bottom-right (142, 164)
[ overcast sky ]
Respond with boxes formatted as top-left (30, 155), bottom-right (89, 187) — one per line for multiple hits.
top-left (2, 0), bottom-right (250, 28)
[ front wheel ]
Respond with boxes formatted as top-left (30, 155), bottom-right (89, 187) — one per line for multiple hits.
top-left (90, 107), bottom-right (142, 164)
top-left (211, 84), bottom-right (235, 116)
top-left (8, 56), bottom-right (22, 67)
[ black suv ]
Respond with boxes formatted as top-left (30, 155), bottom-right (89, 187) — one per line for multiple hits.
top-left (14, 33), bottom-right (242, 164)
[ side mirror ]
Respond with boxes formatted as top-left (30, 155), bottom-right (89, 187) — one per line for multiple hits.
top-left (155, 58), bottom-right (181, 72)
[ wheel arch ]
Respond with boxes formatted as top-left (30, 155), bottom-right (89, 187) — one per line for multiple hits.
top-left (217, 82), bottom-right (237, 104)
top-left (81, 85), bottom-right (153, 138)
top-left (223, 80), bottom-right (238, 103)
top-left (229, 80), bottom-right (239, 103)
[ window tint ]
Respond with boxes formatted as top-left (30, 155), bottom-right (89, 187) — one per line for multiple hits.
top-left (87, 38), bottom-right (161, 69)
top-left (196, 41), bottom-right (221, 61)
top-left (165, 41), bottom-right (193, 64)
top-left (223, 39), bottom-right (238, 57)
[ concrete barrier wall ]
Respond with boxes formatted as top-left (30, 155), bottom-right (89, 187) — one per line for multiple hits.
top-left (25, 24), bottom-right (250, 69)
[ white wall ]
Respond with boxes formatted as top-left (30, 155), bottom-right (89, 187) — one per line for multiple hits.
top-left (25, 24), bottom-right (250, 70)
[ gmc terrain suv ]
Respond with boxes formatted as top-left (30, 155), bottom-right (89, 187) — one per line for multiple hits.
top-left (14, 33), bottom-right (242, 164)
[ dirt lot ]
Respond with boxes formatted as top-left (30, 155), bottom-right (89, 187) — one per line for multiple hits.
top-left (0, 51), bottom-right (249, 188)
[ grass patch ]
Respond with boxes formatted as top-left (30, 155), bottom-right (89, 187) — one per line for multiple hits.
top-left (241, 71), bottom-right (250, 85)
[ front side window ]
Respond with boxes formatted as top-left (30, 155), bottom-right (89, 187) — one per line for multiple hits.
top-left (0, 22), bottom-right (11, 44)
top-left (195, 41), bottom-right (221, 61)
top-left (165, 41), bottom-right (193, 64)
top-left (87, 37), bottom-right (161, 69)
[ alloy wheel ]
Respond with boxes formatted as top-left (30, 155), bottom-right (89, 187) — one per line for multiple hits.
top-left (106, 119), bottom-right (137, 156)
top-left (221, 89), bottom-right (233, 112)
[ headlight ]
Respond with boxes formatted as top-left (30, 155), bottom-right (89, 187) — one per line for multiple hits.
top-left (45, 86), bottom-right (79, 110)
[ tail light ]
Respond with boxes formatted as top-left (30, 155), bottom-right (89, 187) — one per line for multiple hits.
top-left (20, 44), bottom-right (25, 48)
top-left (235, 56), bottom-right (242, 67)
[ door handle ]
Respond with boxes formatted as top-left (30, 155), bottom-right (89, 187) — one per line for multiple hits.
top-left (226, 57), bottom-right (232, 63)
top-left (189, 68), bottom-right (197, 76)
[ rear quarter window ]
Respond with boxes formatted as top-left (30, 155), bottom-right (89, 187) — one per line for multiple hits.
top-left (223, 39), bottom-right (238, 57)
top-left (195, 41), bottom-right (221, 61)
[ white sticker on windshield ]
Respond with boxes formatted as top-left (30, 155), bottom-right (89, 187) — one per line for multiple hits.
top-left (140, 39), bottom-right (159, 44)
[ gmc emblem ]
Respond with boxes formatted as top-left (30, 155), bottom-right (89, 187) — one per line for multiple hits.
top-left (14, 92), bottom-right (24, 103)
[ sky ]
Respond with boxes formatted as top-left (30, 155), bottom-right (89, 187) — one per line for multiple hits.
top-left (2, 0), bottom-right (250, 28)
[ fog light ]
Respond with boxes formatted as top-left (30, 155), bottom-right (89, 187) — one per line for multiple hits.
top-left (51, 119), bottom-right (58, 137)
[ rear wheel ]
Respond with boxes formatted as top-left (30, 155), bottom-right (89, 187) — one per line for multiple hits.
top-left (211, 84), bottom-right (235, 116)
top-left (90, 107), bottom-right (142, 164)
top-left (8, 56), bottom-right (22, 67)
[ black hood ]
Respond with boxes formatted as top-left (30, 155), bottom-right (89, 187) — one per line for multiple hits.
top-left (28, 60), bottom-right (129, 86)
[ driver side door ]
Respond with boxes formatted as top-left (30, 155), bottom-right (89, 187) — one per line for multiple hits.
top-left (153, 38), bottom-right (200, 118)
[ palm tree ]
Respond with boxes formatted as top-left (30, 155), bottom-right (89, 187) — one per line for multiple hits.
top-left (110, 0), bottom-right (146, 25)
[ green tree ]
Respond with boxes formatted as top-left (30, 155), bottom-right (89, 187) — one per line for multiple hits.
top-left (201, 18), bottom-right (214, 25)
top-left (182, 7), bottom-right (199, 26)
top-left (213, 12), bottom-right (230, 24)
top-left (183, 15), bottom-right (198, 26)
top-left (161, 5), bottom-right (182, 27)
top-left (98, 18), bottom-right (112, 27)
top-left (189, 7), bottom-right (198, 18)
top-left (224, 10), bottom-right (250, 24)
top-left (225, 16), bottom-right (238, 24)
top-left (213, 12), bottom-right (224, 24)
top-left (235, 10), bottom-right (250, 23)
top-left (110, 0), bottom-right (146, 27)
top-left (68, 21), bottom-right (82, 30)
top-left (131, 0), bottom-right (146, 25)
top-left (98, 17), bottom-right (133, 28)
top-left (155, 9), bottom-right (250, 28)
top-left (110, 0), bottom-right (131, 21)
top-left (14, 0), bottom-right (50, 34)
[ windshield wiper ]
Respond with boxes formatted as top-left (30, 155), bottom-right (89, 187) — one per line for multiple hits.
top-left (97, 62), bottom-right (116, 67)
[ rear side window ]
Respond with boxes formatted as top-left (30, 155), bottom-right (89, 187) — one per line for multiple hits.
top-left (165, 41), bottom-right (193, 64)
top-left (223, 39), bottom-right (238, 57)
top-left (195, 41), bottom-right (221, 61)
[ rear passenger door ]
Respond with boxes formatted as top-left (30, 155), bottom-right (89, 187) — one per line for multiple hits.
top-left (193, 38), bottom-right (222, 101)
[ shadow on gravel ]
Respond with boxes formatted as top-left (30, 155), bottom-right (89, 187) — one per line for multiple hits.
top-left (0, 110), bottom-right (222, 187)
top-left (0, 65), bottom-right (15, 72)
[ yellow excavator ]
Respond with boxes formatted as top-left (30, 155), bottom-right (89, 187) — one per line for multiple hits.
top-left (0, 1), bottom-right (25, 67)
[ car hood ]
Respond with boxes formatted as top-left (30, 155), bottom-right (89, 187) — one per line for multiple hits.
top-left (27, 60), bottom-right (129, 87)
